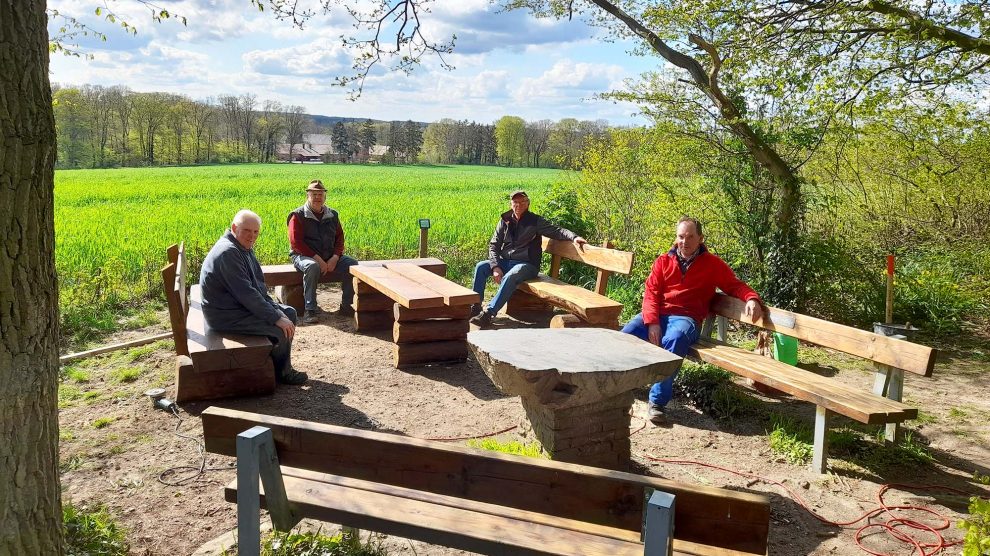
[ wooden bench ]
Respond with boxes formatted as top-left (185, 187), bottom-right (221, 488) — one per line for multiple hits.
top-left (691, 293), bottom-right (938, 473)
top-left (260, 257), bottom-right (446, 314)
top-left (350, 263), bottom-right (480, 367)
top-left (509, 238), bottom-right (635, 329)
top-left (202, 407), bottom-right (771, 556)
top-left (163, 244), bottom-right (276, 403)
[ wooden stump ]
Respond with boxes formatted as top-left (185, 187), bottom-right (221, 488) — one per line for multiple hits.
top-left (354, 309), bottom-right (394, 332)
top-left (275, 284), bottom-right (305, 314)
top-left (505, 290), bottom-right (554, 320)
top-left (394, 304), bottom-right (472, 322)
top-left (393, 319), bottom-right (469, 344)
top-left (354, 292), bottom-right (394, 312)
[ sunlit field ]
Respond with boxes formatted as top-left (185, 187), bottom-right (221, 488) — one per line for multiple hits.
top-left (55, 163), bottom-right (575, 342)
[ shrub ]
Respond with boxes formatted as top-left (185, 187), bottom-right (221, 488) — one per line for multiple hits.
top-left (467, 438), bottom-right (545, 458)
top-left (241, 528), bottom-right (387, 556)
top-left (959, 485), bottom-right (990, 556)
top-left (63, 503), bottom-right (129, 556)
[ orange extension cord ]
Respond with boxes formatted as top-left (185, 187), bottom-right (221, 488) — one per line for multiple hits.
top-left (420, 417), bottom-right (981, 556)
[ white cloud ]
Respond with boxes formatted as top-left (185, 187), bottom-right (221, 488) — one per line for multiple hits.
top-left (243, 40), bottom-right (352, 77)
top-left (513, 59), bottom-right (628, 102)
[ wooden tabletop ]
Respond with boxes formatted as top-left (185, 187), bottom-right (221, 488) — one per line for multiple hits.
top-left (350, 262), bottom-right (480, 309)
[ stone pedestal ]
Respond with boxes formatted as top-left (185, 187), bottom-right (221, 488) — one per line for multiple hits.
top-left (469, 328), bottom-right (682, 469)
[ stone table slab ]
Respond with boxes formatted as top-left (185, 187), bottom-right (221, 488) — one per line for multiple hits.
top-left (468, 328), bottom-right (682, 410)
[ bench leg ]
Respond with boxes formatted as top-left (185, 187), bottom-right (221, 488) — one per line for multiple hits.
top-left (644, 490), bottom-right (676, 556)
top-left (237, 426), bottom-right (298, 555)
top-left (812, 407), bottom-right (831, 474)
top-left (872, 363), bottom-right (905, 443)
top-left (716, 315), bottom-right (728, 342)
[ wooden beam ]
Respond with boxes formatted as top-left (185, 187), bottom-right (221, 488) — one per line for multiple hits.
top-left (393, 320), bottom-right (469, 344)
top-left (394, 304), bottom-right (472, 322)
top-left (516, 276), bottom-right (623, 324)
top-left (393, 340), bottom-right (468, 366)
top-left (60, 332), bottom-right (173, 364)
top-left (542, 238), bottom-right (634, 275)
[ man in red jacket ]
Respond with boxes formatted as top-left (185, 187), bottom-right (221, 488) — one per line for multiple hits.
top-left (623, 216), bottom-right (763, 424)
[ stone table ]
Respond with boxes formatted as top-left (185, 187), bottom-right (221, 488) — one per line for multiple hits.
top-left (468, 328), bottom-right (682, 469)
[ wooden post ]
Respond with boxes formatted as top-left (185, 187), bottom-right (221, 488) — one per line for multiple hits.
top-left (594, 240), bottom-right (613, 296)
top-left (419, 227), bottom-right (428, 257)
top-left (812, 406), bottom-right (831, 474)
top-left (716, 315), bottom-right (728, 342)
top-left (644, 490), bottom-right (676, 556)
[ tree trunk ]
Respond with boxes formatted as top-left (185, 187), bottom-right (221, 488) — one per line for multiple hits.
top-left (0, 0), bottom-right (63, 553)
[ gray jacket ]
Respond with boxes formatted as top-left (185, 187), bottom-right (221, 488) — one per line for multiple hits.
top-left (488, 210), bottom-right (578, 267)
top-left (200, 230), bottom-right (284, 328)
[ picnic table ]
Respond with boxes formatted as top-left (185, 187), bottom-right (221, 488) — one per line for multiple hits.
top-left (350, 262), bottom-right (480, 367)
top-left (468, 328), bottom-right (683, 469)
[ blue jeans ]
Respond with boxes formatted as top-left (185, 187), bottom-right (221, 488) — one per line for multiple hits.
top-left (292, 254), bottom-right (359, 311)
top-left (621, 313), bottom-right (699, 407)
top-left (471, 259), bottom-right (539, 315)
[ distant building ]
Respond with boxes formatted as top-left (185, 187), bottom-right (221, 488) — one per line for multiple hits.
top-left (276, 134), bottom-right (335, 163)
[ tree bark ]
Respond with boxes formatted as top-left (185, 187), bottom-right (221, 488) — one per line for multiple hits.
top-left (0, 0), bottom-right (63, 553)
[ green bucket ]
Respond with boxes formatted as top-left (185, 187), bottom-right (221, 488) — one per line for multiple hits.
top-left (773, 333), bottom-right (798, 366)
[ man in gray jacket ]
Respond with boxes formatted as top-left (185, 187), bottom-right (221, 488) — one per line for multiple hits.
top-left (470, 190), bottom-right (586, 328)
top-left (200, 209), bottom-right (308, 385)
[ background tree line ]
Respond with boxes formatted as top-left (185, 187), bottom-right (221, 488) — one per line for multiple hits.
top-left (53, 83), bottom-right (610, 170)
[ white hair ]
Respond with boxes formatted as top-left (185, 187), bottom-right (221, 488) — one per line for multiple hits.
top-left (232, 209), bottom-right (261, 227)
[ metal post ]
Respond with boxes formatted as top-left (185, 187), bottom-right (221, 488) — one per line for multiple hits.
top-left (236, 426), bottom-right (267, 556)
top-left (643, 490), bottom-right (676, 556)
top-left (812, 406), bottom-right (831, 474)
top-left (716, 315), bottom-right (728, 342)
top-left (418, 218), bottom-right (431, 257)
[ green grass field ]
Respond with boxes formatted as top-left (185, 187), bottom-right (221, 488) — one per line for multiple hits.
top-left (55, 164), bottom-right (575, 343)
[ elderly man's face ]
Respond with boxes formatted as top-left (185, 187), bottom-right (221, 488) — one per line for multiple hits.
top-left (307, 189), bottom-right (326, 211)
top-left (510, 196), bottom-right (530, 219)
top-left (675, 221), bottom-right (703, 257)
top-left (232, 218), bottom-right (261, 250)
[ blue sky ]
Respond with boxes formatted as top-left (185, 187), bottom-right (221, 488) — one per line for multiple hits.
top-left (49, 0), bottom-right (662, 125)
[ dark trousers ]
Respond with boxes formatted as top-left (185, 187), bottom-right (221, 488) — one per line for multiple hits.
top-left (206, 304), bottom-right (297, 378)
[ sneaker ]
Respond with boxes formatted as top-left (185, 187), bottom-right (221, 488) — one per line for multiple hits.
top-left (303, 311), bottom-right (320, 325)
top-left (470, 310), bottom-right (495, 329)
top-left (278, 369), bottom-right (308, 385)
top-left (470, 303), bottom-right (483, 317)
top-left (335, 304), bottom-right (355, 317)
top-left (647, 402), bottom-right (666, 425)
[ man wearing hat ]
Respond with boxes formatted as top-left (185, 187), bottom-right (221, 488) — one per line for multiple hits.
top-left (470, 190), bottom-right (587, 328)
top-left (287, 179), bottom-right (360, 324)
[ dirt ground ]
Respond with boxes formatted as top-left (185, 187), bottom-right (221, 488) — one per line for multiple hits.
top-left (58, 285), bottom-right (990, 555)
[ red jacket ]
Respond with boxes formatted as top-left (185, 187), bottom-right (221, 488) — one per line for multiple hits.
top-left (642, 246), bottom-right (760, 326)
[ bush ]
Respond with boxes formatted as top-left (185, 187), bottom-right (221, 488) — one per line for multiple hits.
top-left (960, 493), bottom-right (990, 556)
top-left (256, 528), bottom-right (387, 556)
top-left (63, 503), bottom-right (129, 556)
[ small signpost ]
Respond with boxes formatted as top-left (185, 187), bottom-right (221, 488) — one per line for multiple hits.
top-left (418, 218), bottom-right (431, 257)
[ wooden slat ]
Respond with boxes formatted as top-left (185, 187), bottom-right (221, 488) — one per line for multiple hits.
top-left (542, 238), bottom-right (634, 275)
top-left (517, 276), bottom-right (623, 324)
top-left (393, 304), bottom-right (472, 322)
top-left (393, 340), bottom-right (468, 366)
top-left (225, 470), bottom-right (758, 556)
top-left (690, 340), bottom-right (918, 425)
top-left (384, 262), bottom-right (480, 306)
top-left (202, 407), bottom-right (770, 554)
top-left (710, 294), bottom-right (936, 377)
top-left (353, 292), bottom-right (395, 312)
top-left (261, 258), bottom-right (447, 287)
top-left (186, 285), bottom-right (273, 371)
top-left (393, 319), bottom-right (469, 344)
top-left (349, 266), bottom-right (445, 309)
top-left (175, 242), bottom-right (188, 317)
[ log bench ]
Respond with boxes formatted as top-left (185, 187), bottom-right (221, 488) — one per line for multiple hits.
top-left (691, 294), bottom-right (938, 473)
top-left (260, 257), bottom-right (446, 314)
top-left (202, 407), bottom-right (771, 556)
top-left (349, 263), bottom-right (480, 367)
top-left (163, 244), bottom-right (276, 403)
top-left (508, 238), bottom-right (635, 329)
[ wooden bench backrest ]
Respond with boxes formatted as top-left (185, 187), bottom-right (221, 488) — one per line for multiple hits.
top-left (162, 243), bottom-right (189, 356)
top-left (542, 238), bottom-right (635, 295)
top-left (202, 407), bottom-right (770, 555)
top-left (710, 293), bottom-right (936, 377)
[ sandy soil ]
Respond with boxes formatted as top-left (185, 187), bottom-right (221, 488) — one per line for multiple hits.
top-left (58, 286), bottom-right (990, 555)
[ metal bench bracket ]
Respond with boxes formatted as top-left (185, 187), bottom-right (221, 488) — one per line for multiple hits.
top-left (237, 426), bottom-right (299, 556)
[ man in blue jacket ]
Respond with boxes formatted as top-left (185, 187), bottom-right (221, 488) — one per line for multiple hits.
top-left (470, 190), bottom-right (586, 328)
top-left (199, 209), bottom-right (308, 385)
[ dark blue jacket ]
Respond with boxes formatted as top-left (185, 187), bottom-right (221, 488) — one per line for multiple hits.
top-left (200, 230), bottom-right (283, 327)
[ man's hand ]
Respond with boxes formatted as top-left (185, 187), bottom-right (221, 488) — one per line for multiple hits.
top-left (275, 316), bottom-right (295, 340)
top-left (325, 254), bottom-right (340, 274)
top-left (314, 255), bottom-right (329, 274)
top-left (648, 323), bottom-right (662, 345)
top-left (574, 237), bottom-right (587, 251)
top-left (492, 266), bottom-right (504, 285)
top-left (745, 299), bottom-right (763, 322)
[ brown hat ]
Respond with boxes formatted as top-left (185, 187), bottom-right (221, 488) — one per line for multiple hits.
top-left (509, 190), bottom-right (528, 200)
top-left (306, 180), bottom-right (326, 192)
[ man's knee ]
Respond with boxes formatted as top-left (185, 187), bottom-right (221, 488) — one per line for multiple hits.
top-left (661, 330), bottom-right (694, 356)
top-left (281, 305), bottom-right (298, 324)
